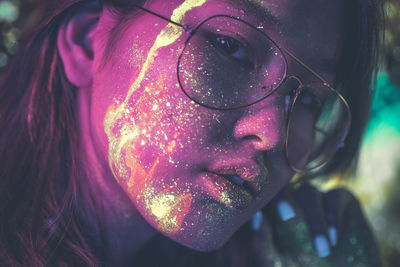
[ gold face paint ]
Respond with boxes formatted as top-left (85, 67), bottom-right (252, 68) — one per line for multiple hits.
top-left (104, 0), bottom-right (208, 181)
top-left (103, 0), bottom-right (209, 234)
top-left (148, 192), bottom-right (193, 234)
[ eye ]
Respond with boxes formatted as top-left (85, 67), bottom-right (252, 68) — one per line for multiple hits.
top-left (297, 87), bottom-right (322, 113)
top-left (208, 34), bottom-right (254, 69)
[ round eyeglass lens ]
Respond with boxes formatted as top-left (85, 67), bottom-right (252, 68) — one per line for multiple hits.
top-left (286, 83), bottom-right (351, 171)
top-left (178, 15), bottom-right (286, 109)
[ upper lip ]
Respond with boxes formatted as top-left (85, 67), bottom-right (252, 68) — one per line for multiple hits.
top-left (207, 158), bottom-right (268, 196)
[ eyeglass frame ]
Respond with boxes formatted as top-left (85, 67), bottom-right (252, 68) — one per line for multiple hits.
top-left (132, 5), bottom-right (352, 172)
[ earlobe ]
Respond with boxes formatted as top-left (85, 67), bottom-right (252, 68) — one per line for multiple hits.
top-left (57, 2), bottom-right (102, 88)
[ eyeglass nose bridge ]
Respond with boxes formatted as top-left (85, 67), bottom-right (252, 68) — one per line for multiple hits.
top-left (275, 75), bottom-right (303, 101)
top-left (284, 75), bottom-right (303, 87)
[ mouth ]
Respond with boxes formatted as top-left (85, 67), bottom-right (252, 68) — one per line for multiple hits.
top-left (195, 159), bottom-right (268, 210)
top-left (213, 173), bottom-right (256, 196)
top-left (207, 158), bottom-right (268, 197)
top-left (224, 174), bottom-right (246, 186)
top-left (196, 171), bottom-right (254, 210)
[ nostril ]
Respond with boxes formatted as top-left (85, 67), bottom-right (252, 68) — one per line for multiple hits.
top-left (242, 135), bottom-right (257, 141)
top-left (250, 136), bottom-right (274, 151)
top-left (238, 134), bottom-right (268, 149)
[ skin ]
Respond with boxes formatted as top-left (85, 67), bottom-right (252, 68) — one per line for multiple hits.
top-left (69, 0), bottom-right (346, 262)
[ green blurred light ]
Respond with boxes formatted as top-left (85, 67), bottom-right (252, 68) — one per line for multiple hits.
top-left (365, 71), bottom-right (400, 141)
top-left (0, 1), bottom-right (18, 23)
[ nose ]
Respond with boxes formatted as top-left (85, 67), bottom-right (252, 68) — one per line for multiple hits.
top-left (232, 93), bottom-right (287, 151)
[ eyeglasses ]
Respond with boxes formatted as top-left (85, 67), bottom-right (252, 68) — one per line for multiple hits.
top-left (132, 5), bottom-right (351, 172)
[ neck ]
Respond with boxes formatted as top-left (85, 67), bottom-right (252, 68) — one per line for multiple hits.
top-left (77, 88), bottom-right (157, 265)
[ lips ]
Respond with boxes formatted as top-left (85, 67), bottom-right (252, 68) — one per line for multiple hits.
top-left (211, 173), bottom-right (256, 196)
top-left (207, 158), bottom-right (268, 196)
top-left (195, 158), bottom-right (268, 210)
top-left (196, 172), bottom-right (254, 210)
top-left (223, 174), bottom-right (246, 186)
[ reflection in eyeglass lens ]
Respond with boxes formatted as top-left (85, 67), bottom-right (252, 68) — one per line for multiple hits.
top-left (287, 84), bottom-right (350, 171)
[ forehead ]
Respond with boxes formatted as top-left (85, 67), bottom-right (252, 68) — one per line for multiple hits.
top-left (148, 0), bottom-right (346, 31)
top-left (147, 0), bottom-right (346, 74)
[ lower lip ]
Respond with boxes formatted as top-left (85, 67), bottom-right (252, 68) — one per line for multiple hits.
top-left (195, 172), bottom-right (253, 210)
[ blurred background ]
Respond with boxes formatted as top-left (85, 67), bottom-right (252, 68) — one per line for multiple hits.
top-left (0, 0), bottom-right (398, 266)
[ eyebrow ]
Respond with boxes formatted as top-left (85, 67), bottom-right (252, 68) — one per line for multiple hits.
top-left (221, 0), bottom-right (279, 26)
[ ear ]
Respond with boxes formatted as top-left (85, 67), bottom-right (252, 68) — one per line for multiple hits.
top-left (57, 1), bottom-right (102, 88)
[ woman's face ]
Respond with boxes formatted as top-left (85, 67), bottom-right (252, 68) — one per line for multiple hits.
top-left (88, 0), bottom-right (345, 250)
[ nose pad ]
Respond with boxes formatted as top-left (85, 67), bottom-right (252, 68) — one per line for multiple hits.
top-left (281, 76), bottom-right (302, 114)
top-left (232, 77), bottom-right (301, 152)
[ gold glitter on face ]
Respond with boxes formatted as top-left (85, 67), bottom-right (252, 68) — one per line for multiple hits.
top-left (103, 0), bottom-right (208, 236)
top-left (104, 0), bottom-right (208, 181)
top-left (147, 192), bottom-right (193, 234)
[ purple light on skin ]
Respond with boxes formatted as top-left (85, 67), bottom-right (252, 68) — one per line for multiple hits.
top-left (82, 0), bottom-right (349, 252)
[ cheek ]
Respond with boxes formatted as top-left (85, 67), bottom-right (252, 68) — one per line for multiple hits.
top-left (95, 15), bottom-right (227, 232)
top-left (103, 77), bottom-right (189, 232)
top-left (102, 62), bottom-right (220, 233)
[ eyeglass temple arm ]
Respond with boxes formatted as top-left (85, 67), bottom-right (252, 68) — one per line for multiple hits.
top-left (132, 4), bottom-right (185, 28)
top-left (279, 46), bottom-right (330, 86)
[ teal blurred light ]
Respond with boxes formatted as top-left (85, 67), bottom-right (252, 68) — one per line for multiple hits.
top-left (365, 71), bottom-right (400, 140)
top-left (0, 1), bottom-right (18, 23)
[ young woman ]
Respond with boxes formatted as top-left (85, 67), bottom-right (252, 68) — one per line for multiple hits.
top-left (0, 0), bottom-right (383, 266)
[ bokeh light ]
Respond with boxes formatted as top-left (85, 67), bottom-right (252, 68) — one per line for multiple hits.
top-left (0, 1), bottom-right (18, 23)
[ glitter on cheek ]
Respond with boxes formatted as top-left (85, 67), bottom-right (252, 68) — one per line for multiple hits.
top-left (104, 0), bottom-right (209, 182)
top-left (123, 146), bottom-right (159, 195)
top-left (101, 0), bottom-right (212, 236)
top-left (122, 142), bottom-right (194, 235)
top-left (146, 191), bottom-right (193, 234)
top-left (123, 145), bottom-right (193, 234)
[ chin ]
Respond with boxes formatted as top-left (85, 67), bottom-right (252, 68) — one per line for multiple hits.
top-left (161, 202), bottom-right (248, 252)
top-left (169, 229), bottom-right (234, 252)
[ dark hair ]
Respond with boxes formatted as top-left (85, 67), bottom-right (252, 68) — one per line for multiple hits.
top-left (0, 0), bottom-right (383, 266)
top-left (319, 0), bottom-right (384, 180)
top-left (0, 0), bottom-right (146, 265)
